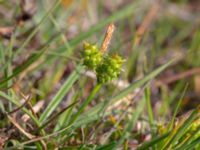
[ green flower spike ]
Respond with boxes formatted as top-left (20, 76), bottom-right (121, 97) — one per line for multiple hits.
top-left (82, 42), bottom-right (102, 70)
top-left (96, 54), bottom-right (124, 83)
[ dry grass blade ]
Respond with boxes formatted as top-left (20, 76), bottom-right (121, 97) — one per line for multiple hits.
top-left (7, 115), bottom-right (35, 139)
top-left (21, 101), bottom-right (44, 122)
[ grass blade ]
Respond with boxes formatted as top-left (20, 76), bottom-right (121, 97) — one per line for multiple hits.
top-left (174, 126), bottom-right (200, 150)
top-left (144, 86), bottom-right (154, 128)
top-left (96, 142), bottom-right (117, 150)
top-left (69, 84), bottom-right (102, 125)
top-left (14, 0), bottom-right (62, 56)
top-left (0, 91), bottom-right (41, 127)
top-left (0, 33), bottom-right (61, 88)
top-left (161, 109), bottom-right (199, 150)
top-left (0, 47), bottom-right (47, 88)
top-left (54, 92), bottom-right (80, 131)
top-left (78, 60), bottom-right (174, 125)
top-left (39, 64), bottom-right (83, 123)
top-left (111, 60), bottom-right (174, 103)
top-left (180, 136), bottom-right (200, 150)
top-left (113, 96), bottom-right (145, 149)
top-left (136, 132), bottom-right (170, 150)
top-left (168, 84), bottom-right (189, 130)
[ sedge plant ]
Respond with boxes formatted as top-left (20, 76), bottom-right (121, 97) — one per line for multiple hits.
top-left (70, 23), bottom-right (124, 125)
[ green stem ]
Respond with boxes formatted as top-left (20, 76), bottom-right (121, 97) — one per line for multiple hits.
top-left (69, 84), bottom-right (102, 124)
top-left (144, 87), bottom-right (154, 128)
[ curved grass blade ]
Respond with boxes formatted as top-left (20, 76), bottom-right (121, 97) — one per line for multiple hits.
top-left (174, 126), bottom-right (200, 150)
top-left (144, 86), bottom-right (154, 128)
top-left (0, 91), bottom-right (41, 127)
top-left (0, 47), bottom-right (47, 88)
top-left (111, 60), bottom-right (174, 103)
top-left (77, 60), bottom-right (174, 126)
top-left (54, 91), bottom-right (80, 131)
top-left (168, 84), bottom-right (189, 130)
top-left (37, 101), bottom-right (78, 131)
top-left (14, 0), bottom-right (62, 56)
top-left (39, 64), bottom-right (83, 123)
top-left (0, 32), bottom-right (60, 88)
top-left (11, 113), bottom-right (100, 148)
top-left (178, 136), bottom-right (200, 150)
top-left (136, 132), bottom-right (170, 150)
top-left (49, 60), bottom-right (174, 136)
top-left (161, 109), bottom-right (199, 150)
top-left (69, 84), bottom-right (102, 125)
top-left (113, 96), bottom-right (145, 149)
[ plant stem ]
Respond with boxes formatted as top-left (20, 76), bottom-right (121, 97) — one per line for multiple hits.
top-left (69, 83), bottom-right (102, 124)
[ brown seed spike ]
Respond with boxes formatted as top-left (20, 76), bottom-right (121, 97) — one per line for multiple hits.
top-left (100, 23), bottom-right (115, 54)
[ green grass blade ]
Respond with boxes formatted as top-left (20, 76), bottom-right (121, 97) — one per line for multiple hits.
top-left (136, 132), bottom-right (170, 150)
top-left (49, 60), bottom-right (174, 137)
top-left (37, 101), bottom-right (78, 131)
top-left (0, 91), bottom-right (41, 127)
top-left (0, 31), bottom-right (60, 88)
top-left (180, 136), bottom-right (200, 150)
top-left (161, 109), bottom-right (199, 150)
top-left (39, 64), bottom-right (83, 123)
top-left (96, 142), bottom-right (117, 150)
top-left (168, 84), bottom-right (189, 130)
top-left (69, 84), bottom-right (102, 125)
top-left (19, 113), bottom-right (101, 147)
top-left (54, 92), bottom-right (80, 131)
top-left (78, 60), bottom-right (174, 124)
top-left (0, 47), bottom-right (47, 88)
top-left (111, 60), bottom-right (174, 103)
top-left (113, 96), bottom-right (145, 149)
top-left (144, 86), bottom-right (154, 128)
top-left (14, 0), bottom-right (62, 56)
top-left (174, 126), bottom-right (200, 150)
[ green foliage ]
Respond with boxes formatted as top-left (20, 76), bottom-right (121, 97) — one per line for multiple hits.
top-left (0, 0), bottom-right (200, 149)
top-left (96, 54), bottom-right (124, 83)
top-left (82, 42), bottom-right (124, 83)
top-left (82, 42), bottom-right (102, 70)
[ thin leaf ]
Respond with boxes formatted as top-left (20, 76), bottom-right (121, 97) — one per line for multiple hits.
top-left (0, 32), bottom-right (61, 88)
top-left (69, 84), bottom-right (102, 125)
top-left (136, 132), bottom-right (170, 150)
top-left (0, 91), bottom-right (41, 127)
top-left (96, 142), bottom-right (117, 150)
top-left (111, 60), bottom-right (174, 103)
top-left (161, 109), bottom-right (199, 150)
top-left (53, 60), bottom-right (174, 136)
top-left (113, 96), bottom-right (145, 149)
top-left (144, 86), bottom-right (154, 128)
top-left (39, 64), bottom-right (83, 123)
top-left (174, 126), bottom-right (200, 150)
top-left (15, 0), bottom-right (62, 56)
top-left (80, 60), bottom-right (174, 120)
top-left (181, 136), bottom-right (200, 150)
top-left (168, 84), bottom-right (189, 130)
top-left (54, 92), bottom-right (80, 131)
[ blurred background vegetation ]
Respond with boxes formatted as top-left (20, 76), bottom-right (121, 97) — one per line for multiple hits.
top-left (0, 0), bottom-right (199, 149)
